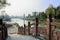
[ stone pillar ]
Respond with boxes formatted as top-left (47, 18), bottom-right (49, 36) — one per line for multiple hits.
top-left (35, 18), bottom-right (38, 36)
top-left (24, 24), bottom-right (26, 35)
top-left (0, 19), bottom-right (2, 31)
top-left (0, 19), bottom-right (8, 40)
top-left (47, 14), bottom-right (52, 40)
top-left (28, 22), bottom-right (30, 35)
top-left (0, 31), bottom-right (2, 40)
top-left (3, 23), bottom-right (8, 38)
top-left (0, 19), bottom-right (2, 25)
top-left (0, 19), bottom-right (3, 40)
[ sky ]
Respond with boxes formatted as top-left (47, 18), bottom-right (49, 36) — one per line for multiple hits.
top-left (3, 0), bottom-right (60, 16)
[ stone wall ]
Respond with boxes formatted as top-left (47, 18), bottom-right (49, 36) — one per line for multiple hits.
top-left (18, 23), bottom-right (60, 40)
top-left (52, 29), bottom-right (60, 40)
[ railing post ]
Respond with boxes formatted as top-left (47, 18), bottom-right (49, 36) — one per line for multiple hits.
top-left (0, 19), bottom-right (2, 25)
top-left (35, 18), bottom-right (38, 36)
top-left (0, 19), bottom-right (3, 40)
top-left (24, 24), bottom-right (26, 35)
top-left (47, 14), bottom-right (52, 40)
top-left (3, 23), bottom-right (8, 38)
top-left (0, 19), bottom-right (8, 40)
top-left (28, 22), bottom-right (30, 35)
top-left (0, 31), bottom-right (2, 40)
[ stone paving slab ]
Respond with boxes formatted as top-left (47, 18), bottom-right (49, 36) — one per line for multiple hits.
top-left (6, 34), bottom-right (39, 40)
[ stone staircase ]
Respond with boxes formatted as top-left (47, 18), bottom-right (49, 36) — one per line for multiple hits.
top-left (6, 34), bottom-right (39, 40)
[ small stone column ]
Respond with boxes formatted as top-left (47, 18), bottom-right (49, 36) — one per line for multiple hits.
top-left (0, 19), bottom-right (3, 40)
top-left (0, 19), bottom-right (3, 25)
top-left (0, 31), bottom-right (2, 40)
top-left (3, 23), bottom-right (8, 38)
top-left (47, 14), bottom-right (52, 40)
top-left (24, 24), bottom-right (26, 35)
top-left (28, 22), bottom-right (31, 35)
top-left (35, 18), bottom-right (38, 36)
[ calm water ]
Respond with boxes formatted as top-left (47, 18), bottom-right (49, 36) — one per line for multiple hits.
top-left (11, 18), bottom-right (28, 26)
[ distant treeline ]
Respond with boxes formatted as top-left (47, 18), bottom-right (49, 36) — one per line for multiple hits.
top-left (0, 13), bottom-right (11, 21)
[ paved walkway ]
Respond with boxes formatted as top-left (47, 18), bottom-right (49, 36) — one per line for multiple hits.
top-left (6, 34), bottom-right (39, 40)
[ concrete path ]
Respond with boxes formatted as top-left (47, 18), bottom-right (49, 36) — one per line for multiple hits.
top-left (6, 34), bottom-right (39, 40)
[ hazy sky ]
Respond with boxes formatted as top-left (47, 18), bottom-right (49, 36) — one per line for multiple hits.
top-left (4, 0), bottom-right (60, 16)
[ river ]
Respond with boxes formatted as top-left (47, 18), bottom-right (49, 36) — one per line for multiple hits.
top-left (11, 18), bottom-right (28, 26)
